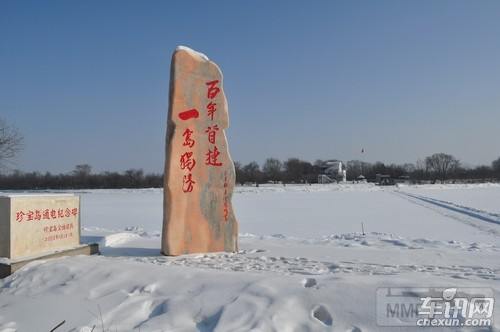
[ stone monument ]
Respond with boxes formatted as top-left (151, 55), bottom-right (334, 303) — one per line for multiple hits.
top-left (162, 46), bottom-right (238, 255)
top-left (0, 194), bottom-right (98, 278)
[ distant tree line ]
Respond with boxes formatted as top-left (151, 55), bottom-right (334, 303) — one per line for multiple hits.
top-left (2, 117), bottom-right (499, 188)
top-left (235, 154), bottom-right (500, 185)
top-left (1, 155), bottom-right (500, 190)
top-left (0, 165), bottom-right (163, 190)
top-left (235, 158), bottom-right (322, 184)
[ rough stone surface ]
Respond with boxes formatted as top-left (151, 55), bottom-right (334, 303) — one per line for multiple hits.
top-left (162, 46), bottom-right (238, 256)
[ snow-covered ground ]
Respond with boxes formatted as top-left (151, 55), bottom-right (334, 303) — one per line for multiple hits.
top-left (1, 183), bottom-right (499, 331)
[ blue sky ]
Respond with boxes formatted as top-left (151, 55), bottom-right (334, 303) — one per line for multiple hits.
top-left (1, 0), bottom-right (500, 173)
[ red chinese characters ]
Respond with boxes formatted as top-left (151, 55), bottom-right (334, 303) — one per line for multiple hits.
top-left (43, 223), bottom-right (74, 234)
top-left (179, 109), bottom-right (197, 193)
top-left (43, 222), bottom-right (74, 241)
top-left (15, 211), bottom-right (25, 222)
top-left (182, 128), bottom-right (195, 148)
top-left (15, 208), bottom-right (78, 222)
top-left (206, 102), bottom-right (217, 121)
top-left (205, 146), bottom-right (223, 167)
top-left (205, 125), bottom-right (219, 144)
top-left (183, 173), bottom-right (196, 193)
top-left (176, 79), bottom-right (224, 193)
top-left (206, 80), bottom-right (221, 99)
top-left (180, 151), bottom-right (196, 171)
top-left (205, 80), bottom-right (220, 121)
top-left (42, 221), bottom-right (75, 242)
top-left (44, 232), bottom-right (73, 242)
top-left (178, 108), bottom-right (199, 120)
top-left (205, 80), bottom-right (223, 167)
top-left (223, 173), bottom-right (229, 221)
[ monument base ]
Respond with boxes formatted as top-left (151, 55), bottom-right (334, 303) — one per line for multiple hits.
top-left (0, 243), bottom-right (99, 279)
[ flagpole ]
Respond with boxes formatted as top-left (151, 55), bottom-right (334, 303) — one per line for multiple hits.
top-left (361, 148), bottom-right (364, 177)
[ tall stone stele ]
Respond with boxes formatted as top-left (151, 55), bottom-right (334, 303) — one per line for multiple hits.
top-left (162, 46), bottom-right (238, 255)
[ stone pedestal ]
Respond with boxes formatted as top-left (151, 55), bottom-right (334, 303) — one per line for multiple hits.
top-left (0, 194), bottom-right (99, 278)
top-left (0, 243), bottom-right (99, 279)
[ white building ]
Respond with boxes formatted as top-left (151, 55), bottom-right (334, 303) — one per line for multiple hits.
top-left (318, 160), bottom-right (347, 183)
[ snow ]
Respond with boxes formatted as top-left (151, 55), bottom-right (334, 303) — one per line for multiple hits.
top-left (175, 45), bottom-right (210, 61)
top-left (0, 193), bottom-right (75, 198)
top-left (399, 183), bottom-right (500, 216)
top-left (1, 184), bottom-right (499, 331)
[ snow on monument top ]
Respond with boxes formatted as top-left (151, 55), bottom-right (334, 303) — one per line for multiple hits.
top-left (175, 45), bottom-right (210, 61)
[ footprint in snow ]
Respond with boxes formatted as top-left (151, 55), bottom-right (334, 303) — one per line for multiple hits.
top-left (302, 278), bottom-right (317, 288)
top-left (312, 304), bottom-right (333, 326)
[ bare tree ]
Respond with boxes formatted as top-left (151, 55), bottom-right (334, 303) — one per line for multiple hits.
top-left (242, 161), bottom-right (262, 184)
top-left (425, 153), bottom-right (459, 183)
top-left (402, 163), bottom-right (416, 173)
top-left (492, 157), bottom-right (500, 179)
top-left (493, 157), bottom-right (500, 171)
top-left (73, 164), bottom-right (92, 177)
top-left (0, 118), bottom-right (23, 169)
top-left (262, 158), bottom-right (283, 182)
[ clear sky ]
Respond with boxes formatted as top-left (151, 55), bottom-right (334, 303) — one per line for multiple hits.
top-left (1, 0), bottom-right (500, 173)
